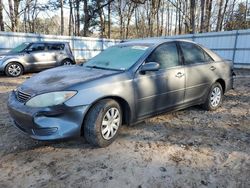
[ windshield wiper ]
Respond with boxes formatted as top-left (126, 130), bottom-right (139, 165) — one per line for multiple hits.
top-left (85, 65), bottom-right (123, 71)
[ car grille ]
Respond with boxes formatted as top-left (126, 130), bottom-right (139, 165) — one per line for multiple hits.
top-left (16, 90), bottom-right (32, 103)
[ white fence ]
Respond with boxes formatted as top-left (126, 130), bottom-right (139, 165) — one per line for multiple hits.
top-left (1, 30), bottom-right (250, 67)
top-left (164, 29), bottom-right (250, 68)
top-left (0, 31), bottom-right (119, 62)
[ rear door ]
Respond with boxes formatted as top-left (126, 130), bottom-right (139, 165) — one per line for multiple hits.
top-left (178, 41), bottom-right (216, 104)
top-left (47, 43), bottom-right (66, 66)
top-left (134, 42), bottom-right (185, 118)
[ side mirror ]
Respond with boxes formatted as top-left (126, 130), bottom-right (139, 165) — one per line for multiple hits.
top-left (140, 62), bottom-right (160, 74)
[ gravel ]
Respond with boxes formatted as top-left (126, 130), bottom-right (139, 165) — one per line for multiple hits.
top-left (0, 71), bottom-right (249, 188)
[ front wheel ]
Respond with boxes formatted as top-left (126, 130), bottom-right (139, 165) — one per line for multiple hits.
top-left (5, 62), bottom-right (23, 77)
top-left (202, 82), bottom-right (223, 111)
top-left (84, 99), bottom-right (122, 147)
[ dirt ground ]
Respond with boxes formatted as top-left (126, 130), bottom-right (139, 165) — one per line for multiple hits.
top-left (0, 70), bottom-right (249, 188)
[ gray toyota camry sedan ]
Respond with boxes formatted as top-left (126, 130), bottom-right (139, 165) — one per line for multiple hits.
top-left (8, 39), bottom-right (234, 147)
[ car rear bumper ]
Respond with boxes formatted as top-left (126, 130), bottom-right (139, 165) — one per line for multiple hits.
top-left (8, 91), bottom-right (89, 140)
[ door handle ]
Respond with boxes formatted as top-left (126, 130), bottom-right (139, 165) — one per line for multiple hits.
top-left (210, 66), bottom-right (216, 71)
top-left (175, 72), bottom-right (185, 78)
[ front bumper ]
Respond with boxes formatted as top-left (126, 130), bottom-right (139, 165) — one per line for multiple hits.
top-left (0, 61), bottom-right (5, 72)
top-left (8, 91), bottom-right (89, 140)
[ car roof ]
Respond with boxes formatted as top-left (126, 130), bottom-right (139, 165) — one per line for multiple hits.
top-left (120, 38), bottom-right (196, 46)
top-left (29, 41), bottom-right (69, 44)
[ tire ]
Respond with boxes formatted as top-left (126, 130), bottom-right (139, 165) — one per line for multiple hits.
top-left (61, 59), bottom-right (73, 66)
top-left (5, 62), bottom-right (24, 77)
top-left (84, 99), bottom-right (122, 147)
top-left (202, 82), bottom-right (223, 111)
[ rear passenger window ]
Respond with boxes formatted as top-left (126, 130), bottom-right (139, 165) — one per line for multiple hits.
top-left (146, 43), bottom-right (179, 69)
top-left (47, 44), bottom-right (65, 51)
top-left (180, 42), bottom-right (213, 64)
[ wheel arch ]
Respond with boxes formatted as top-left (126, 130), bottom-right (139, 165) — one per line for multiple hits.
top-left (4, 61), bottom-right (25, 73)
top-left (81, 96), bottom-right (132, 135)
top-left (61, 58), bottom-right (75, 65)
top-left (215, 78), bottom-right (226, 93)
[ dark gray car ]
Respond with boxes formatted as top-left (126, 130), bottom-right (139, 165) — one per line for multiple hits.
top-left (0, 41), bottom-right (75, 77)
top-left (8, 39), bottom-right (234, 147)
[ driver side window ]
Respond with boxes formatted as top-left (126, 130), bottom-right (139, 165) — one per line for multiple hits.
top-left (28, 43), bottom-right (45, 52)
top-left (146, 42), bottom-right (179, 69)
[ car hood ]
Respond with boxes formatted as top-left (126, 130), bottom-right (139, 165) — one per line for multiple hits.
top-left (18, 66), bottom-right (120, 95)
top-left (0, 52), bottom-right (22, 56)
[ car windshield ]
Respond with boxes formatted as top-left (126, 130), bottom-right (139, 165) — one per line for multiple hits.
top-left (84, 44), bottom-right (149, 71)
top-left (10, 42), bottom-right (30, 53)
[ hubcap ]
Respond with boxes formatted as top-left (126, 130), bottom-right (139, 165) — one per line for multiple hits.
top-left (8, 64), bottom-right (21, 76)
top-left (101, 107), bottom-right (120, 140)
top-left (210, 86), bottom-right (221, 107)
top-left (63, 61), bottom-right (71, 65)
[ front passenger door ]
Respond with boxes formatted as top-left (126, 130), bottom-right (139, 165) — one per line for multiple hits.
top-left (24, 43), bottom-right (48, 70)
top-left (134, 42), bottom-right (185, 118)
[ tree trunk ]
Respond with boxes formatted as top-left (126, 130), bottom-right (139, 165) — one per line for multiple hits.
top-left (8, 0), bottom-right (15, 31)
top-left (216, 0), bottom-right (224, 31)
top-left (200, 0), bottom-right (205, 32)
top-left (97, 1), bottom-right (105, 37)
top-left (178, 0), bottom-right (182, 34)
top-left (69, 0), bottom-right (73, 36)
top-left (117, 0), bottom-right (123, 39)
top-left (0, 0), bottom-right (4, 31)
top-left (13, 0), bottom-right (20, 32)
top-left (205, 0), bottom-right (213, 32)
top-left (190, 0), bottom-right (196, 34)
top-left (125, 3), bottom-right (136, 39)
top-left (175, 0), bottom-right (178, 35)
top-left (83, 0), bottom-right (90, 37)
top-left (76, 0), bottom-right (80, 36)
top-left (160, 0), bottom-right (164, 36)
top-left (184, 0), bottom-right (189, 33)
top-left (60, 0), bottom-right (64, 35)
top-left (166, 2), bottom-right (170, 35)
top-left (108, 2), bottom-right (111, 38)
top-left (220, 0), bottom-right (229, 31)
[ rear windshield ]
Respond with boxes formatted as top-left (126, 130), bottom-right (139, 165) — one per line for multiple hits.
top-left (84, 44), bottom-right (149, 70)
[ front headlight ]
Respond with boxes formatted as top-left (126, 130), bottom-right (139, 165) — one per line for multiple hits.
top-left (25, 91), bottom-right (77, 107)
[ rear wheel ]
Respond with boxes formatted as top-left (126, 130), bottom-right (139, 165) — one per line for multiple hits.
top-left (202, 82), bottom-right (223, 111)
top-left (5, 62), bottom-right (23, 77)
top-left (61, 59), bottom-right (73, 66)
top-left (84, 99), bottom-right (122, 147)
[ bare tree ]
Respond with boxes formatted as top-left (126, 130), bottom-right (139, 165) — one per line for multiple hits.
top-left (107, 1), bottom-right (111, 38)
top-left (190, 0), bottom-right (196, 33)
top-left (0, 0), bottom-right (4, 31)
top-left (75, 0), bottom-right (80, 36)
top-left (205, 0), bottom-right (213, 32)
top-left (216, 0), bottom-right (224, 31)
top-left (200, 0), bottom-right (205, 32)
top-left (8, 0), bottom-right (15, 31)
top-left (68, 0), bottom-right (73, 36)
top-left (60, 0), bottom-right (64, 35)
